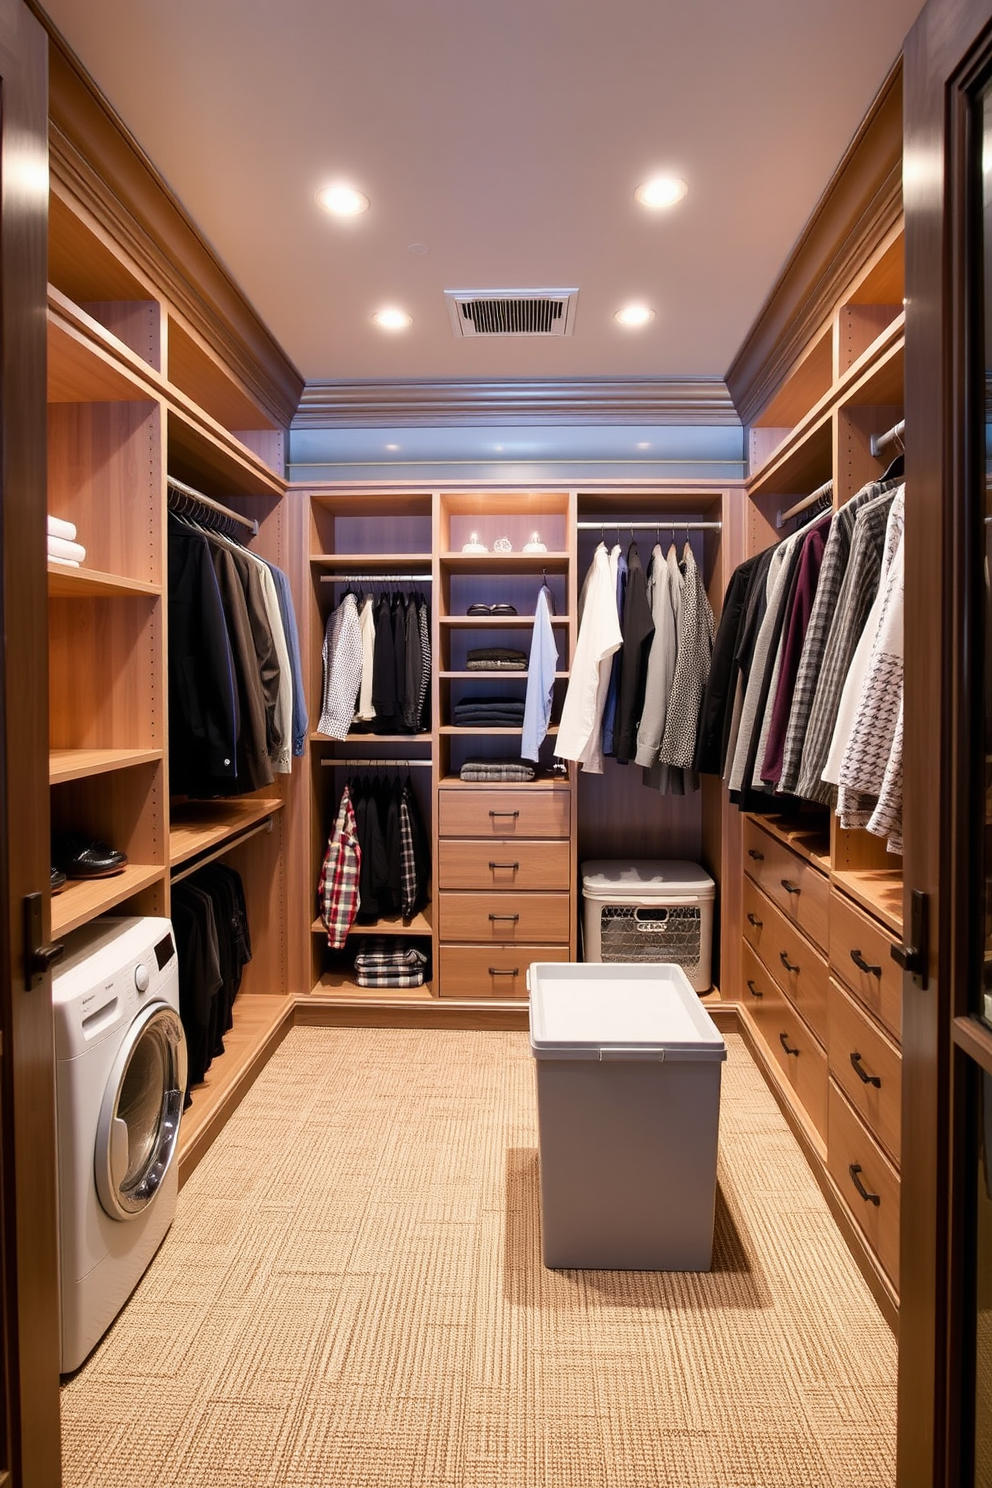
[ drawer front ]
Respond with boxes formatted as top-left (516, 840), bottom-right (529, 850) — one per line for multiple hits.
top-left (828, 979), bottom-right (901, 1166)
top-left (751, 986), bottom-right (828, 1140)
top-left (828, 889), bottom-right (902, 1043)
top-left (828, 1079), bottom-right (900, 1289)
top-left (742, 877), bottom-right (828, 1045)
top-left (743, 820), bottom-right (829, 952)
top-left (439, 944), bottom-right (569, 999)
top-left (438, 788), bottom-right (570, 839)
top-left (438, 838), bottom-right (571, 891)
top-left (439, 892), bottom-right (570, 943)
top-left (741, 940), bottom-right (787, 1019)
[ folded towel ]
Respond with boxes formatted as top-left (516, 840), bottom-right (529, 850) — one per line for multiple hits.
top-left (48, 557), bottom-right (80, 568)
top-left (48, 515), bottom-right (77, 542)
top-left (48, 536), bottom-right (86, 563)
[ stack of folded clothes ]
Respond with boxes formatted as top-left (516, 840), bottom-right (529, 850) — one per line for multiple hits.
top-left (353, 938), bottom-right (429, 988)
top-left (48, 514), bottom-right (86, 568)
top-left (452, 697), bottom-right (525, 726)
top-left (459, 757), bottom-right (537, 782)
top-left (465, 647), bottom-right (528, 671)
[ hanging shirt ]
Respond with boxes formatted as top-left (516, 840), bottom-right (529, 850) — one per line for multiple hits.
top-left (265, 560), bottom-right (309, 757)
top-left (658, 542), bottom-right (716, 774)
top-left (634, 544), bottom-right (678, 769)
top-left (614, 542), bottom-right (655, 764)
top-left (318, 784), bottom-right (362, 949)
top-left (356, 595), bottom-right (377, 722)
top-left (601, 548), bottom-right (628, 757)
top-left (318, 592), bottom-right (363, 739)
top-left (521, 584), bottom-right (559, 762)
top-left (555, 543), bottom-right (623, 772)
top-left (758, 515), bottom-right (831, 787)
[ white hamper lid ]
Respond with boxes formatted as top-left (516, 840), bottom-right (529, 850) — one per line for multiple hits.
top-left (580, 859), bottom-right (715, 898)
top-left (528, 962), bottom-right (726, 1062)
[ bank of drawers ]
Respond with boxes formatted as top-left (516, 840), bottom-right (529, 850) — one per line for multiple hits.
top-left (743, 820), bottom-right (904, 1293)
top-left (436, 787), bottom-right (571, 998)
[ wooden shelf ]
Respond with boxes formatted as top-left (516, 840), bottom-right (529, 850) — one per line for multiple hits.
top-left (167, 404), bottom-right (285, 500)
top-left (439, 671), bottom-right (569, 680)
top-left (48, 295), bottom-right (161, 404)
top-left (440, 551), bottom-right (569, 572)
top-left (310, 732), bottom-right (431, 745)
top-left (438, 775), bottom-right (569, 789)
top-left (50, 747), bottom-right (163, 785)
top-left (440, 726), bottom-right (556, 736)
top-left (47, 564), bottom-right (160, 599)
top-left (312, 974), bottom-right (435, 999)
top-left (440, 615), bottom-right (570, 627)
top-left (169, 797), bottom-right (284, 868)
top-left (748, 811), bottom-right (831, 872)
top-left (51, 864), bottom-right (165, 938)
top-left (832, 868), bottom-right (903, 937)
top-left (311, 906), bottom-right (433, 937)
top-left (311, 552), bottom-right (433, 568)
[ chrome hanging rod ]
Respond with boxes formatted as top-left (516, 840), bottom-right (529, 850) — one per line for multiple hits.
top-left (870, 418), bottom-right (905, 459)
top-left (320, 757), bottom-right (432, 768)
top-left (167, 475), bottom-right (258, 536)
top-left (576, 520), bottom-right (722, 532)
top-left (776, 479), bottom-right (833, 530)
top-left (320, 573), bottom-right (433, 584)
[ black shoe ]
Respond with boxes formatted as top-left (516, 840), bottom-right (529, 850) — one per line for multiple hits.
top-left (51, 865), bottom-right (67, 894)
top-left (54, 835), bottom-right (128, 879)
top-left (490, 603), bottom-right (518, 616)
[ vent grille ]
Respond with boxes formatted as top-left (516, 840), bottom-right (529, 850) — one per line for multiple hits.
top-left (445, 288), bottom-right (578, 338)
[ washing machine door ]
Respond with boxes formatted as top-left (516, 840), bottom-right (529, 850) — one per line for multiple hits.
top-left (95, 1000), bottom-right (187, 1221)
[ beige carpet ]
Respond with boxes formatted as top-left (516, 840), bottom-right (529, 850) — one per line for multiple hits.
top-left (60, 1027), bottom-right (896, 1487)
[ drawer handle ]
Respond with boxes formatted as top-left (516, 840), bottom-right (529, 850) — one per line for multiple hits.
top-left (489, 861), bottom-right (520, 871)
top-left (489, 913), bottom-right (520, 922)
top-left (746, 912), bottom-right (763, 928)
top-left (848, 1163), bottom-right (881, 1206)
top-left (779, 1032), bottom-right (800, 1057)
top-left (747, 848), bottom-right (765, 861)
top-left (850, 1051), bottom-right (882, 1088)
top-left (489, 810), bottom-right (520, 819)
top-left (779, 951), bottom-right (800, 974)
top-left (746, 978), bottom-right (763, 999)
top-left (489, 966), bottom-right (519, 976)
top-left (850, 948), bottom-right (882, 978)
top-left (780, 878), bottom-right (801, 896)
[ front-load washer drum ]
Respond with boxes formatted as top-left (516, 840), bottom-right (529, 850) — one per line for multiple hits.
top-left (95, 1001), bottom-right (187, 1221)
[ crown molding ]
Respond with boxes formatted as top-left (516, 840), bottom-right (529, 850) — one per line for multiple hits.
top-left (293, 377), bottom-right (739, 428)
top-left (726, 57), bottom-right (904, 428)
top-left (40, 16), bottom-right (303, 431)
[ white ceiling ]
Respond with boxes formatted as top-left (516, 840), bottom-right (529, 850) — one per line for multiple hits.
top-left (39, 0), bottom-right (923, 388)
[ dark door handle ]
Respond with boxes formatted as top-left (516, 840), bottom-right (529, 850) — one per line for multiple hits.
top-left (489, 810), bottom-right (520, 819)
top-left (780, 878), bottom-right (801, 896)
top-left (746, 912), bottom-right (763, 928)
top-left (779, 951), bottom-right (800, 974)
top-left (779, 1032), bottom-right (800, 1056)
top-left (489, 913), bottom-right (520, 922)
top-left (489, 861), bottom-right (520, 870)
top-left (849, 1163), bottom-right (881, 1206)
top-left (746, 979), bottom-right (763, 999)
top-left (891, 889), bottom-right (929, 989)
top-left (489, 966), bottom-right (519, 976)
top-left (850, 948), bottom-right (882, 977)
top-left (850, 1051), bottom-right (881, 1088)
top-left (24, 891), bottom-right (65, 990)
top-left (747, 848), bottom-right (764, 861)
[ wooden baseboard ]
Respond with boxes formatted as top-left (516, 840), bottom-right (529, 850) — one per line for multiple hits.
top-left (294, 995), bottom-right (530, 1031)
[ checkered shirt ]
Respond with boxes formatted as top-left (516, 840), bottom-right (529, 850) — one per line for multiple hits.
top-left (318, 784), bottom-right (362, 949)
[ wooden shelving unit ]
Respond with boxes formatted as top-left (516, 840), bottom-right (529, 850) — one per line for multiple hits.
top-left (47, 565), bottom-right (161, 599)
top-left (50, 747), bottom-right (164, 784)
top-left (51, 865), bottom-right (166, 938)
top-left (170, 798), bottom-right (285, 867)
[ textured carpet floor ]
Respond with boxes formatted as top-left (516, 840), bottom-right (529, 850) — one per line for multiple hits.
top-left (60, 1027), bottom-right (896, 1487)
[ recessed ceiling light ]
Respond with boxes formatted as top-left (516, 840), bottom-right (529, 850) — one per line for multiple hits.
top-left (635, 175), bottom-right (687, 210)
top-left (615, 303), bottom-right (655, 328)
top-left (385, 443), bottom-right (400, 452)
top-left (316, 183), bottom-right (369, 216)
top-left (372, 307), bottom-right (412, 331)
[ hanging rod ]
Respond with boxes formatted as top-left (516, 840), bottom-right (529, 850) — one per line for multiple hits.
top-left (870, 418), bottom-right (906, 459)
top-left (320, 573), bottom-right (433, 584)
top-left (167, 475), bottom-right (259, 536)
top-left (776, 479), bottom-right (833, 530)
top-left (170, 817), bottom-right (273, 885)
top-left (321, 757), bottom-right (433, 768)
top-left (575, 520), bottom-right (722, 532)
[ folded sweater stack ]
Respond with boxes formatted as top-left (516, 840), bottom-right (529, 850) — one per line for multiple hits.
top-left (465, 647), bottom-right (528, 671)
top-left (48, 514), bottom-right (86, 568)
top-left (459, 757), bottom-right (536, 782)
top-left (353, 938), bottom-right (429, 988)
top-left (452, 697), bottom-right (526, 727)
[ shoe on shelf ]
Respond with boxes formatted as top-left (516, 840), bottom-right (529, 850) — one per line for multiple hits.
top-left (490, 603), bottom-right (518, 616)
top-left (466, 602), bottom-right (492, 615)
top-left (51, 865), bottom-right (67, 894)
top-left (53, 835), bottom-right (128, 880)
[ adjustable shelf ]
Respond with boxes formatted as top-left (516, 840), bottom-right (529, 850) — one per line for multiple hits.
top-left (50, 747), bottom-right (164, 785)
top-left (169, 798), bottom-right (285, 868)
top-left (51, 864), bottom-right (166, 938)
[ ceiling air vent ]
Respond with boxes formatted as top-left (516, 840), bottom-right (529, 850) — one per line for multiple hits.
top-left (445, 288), bottom-right (578, 338)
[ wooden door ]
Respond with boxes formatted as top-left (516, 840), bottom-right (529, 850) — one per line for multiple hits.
top-left (0, 1), bottom-right (59, 1483)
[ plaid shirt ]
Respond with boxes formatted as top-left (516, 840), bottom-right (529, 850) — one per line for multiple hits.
top-left (353, 937), bottom-right (428, 988)
top-left (318, 785), bottom-right (361, 949)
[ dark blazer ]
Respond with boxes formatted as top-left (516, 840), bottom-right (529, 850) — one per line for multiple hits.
top-left (210, 541), bottom-right (274, 790)
top-left (167, 525), bottom-right (239, 795)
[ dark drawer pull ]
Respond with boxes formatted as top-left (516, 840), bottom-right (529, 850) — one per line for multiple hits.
top-left (489, 913), bottom-right (520, 922)
top-left (780, 878), bottom-right (801, 895)
top-left (747, 848), bottom-right (764, 861)
top-left (779, 1032), bottom-right (800, 1056)
top-left (779, 950), bottom-right (800, 974)
top-left (746, 978), bottom-right (763, 999)
top-left (850, 1051), bottom-right (882, 1088)
top-left (489, 861), bottom-right (520, 871)
top-left (848, 1163), bottom-right (881, 1206)
top-left (489, 810), bottom-right (520, 819)
top-left (489, 966), bottom-right (519, 976)
top-left (850, 948), bottom-right (882, 977)
top-left (746, 912), bottom-right (763, 928)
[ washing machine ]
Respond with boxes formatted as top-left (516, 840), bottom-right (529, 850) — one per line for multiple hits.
top-left (52, 915), bottom-right (187, 1373)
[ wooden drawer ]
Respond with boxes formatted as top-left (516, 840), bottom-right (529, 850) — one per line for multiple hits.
top-left (439, 944), bottom-right (569, 999)
top-left (828, 1079), bottom-right (900, 1289)
top-left (439, 891), bottom-right (570, 943)
top-left (751, 983), bottom-right (828, 1140)
top-left (828, 978), bottom-right (901, 1166)
top-left (438, 838), bottom-right (570, 891)
top-left (742, 877), bottom-right (828, 1045)
top-left (828, 888), bottom-right (902, 1043)
top-left (743, 819), bottom-right (828, 952)
top-left (741, 939), bottom-right (787, 1018)
top-left (438, 788), bottom-right (570, 839)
